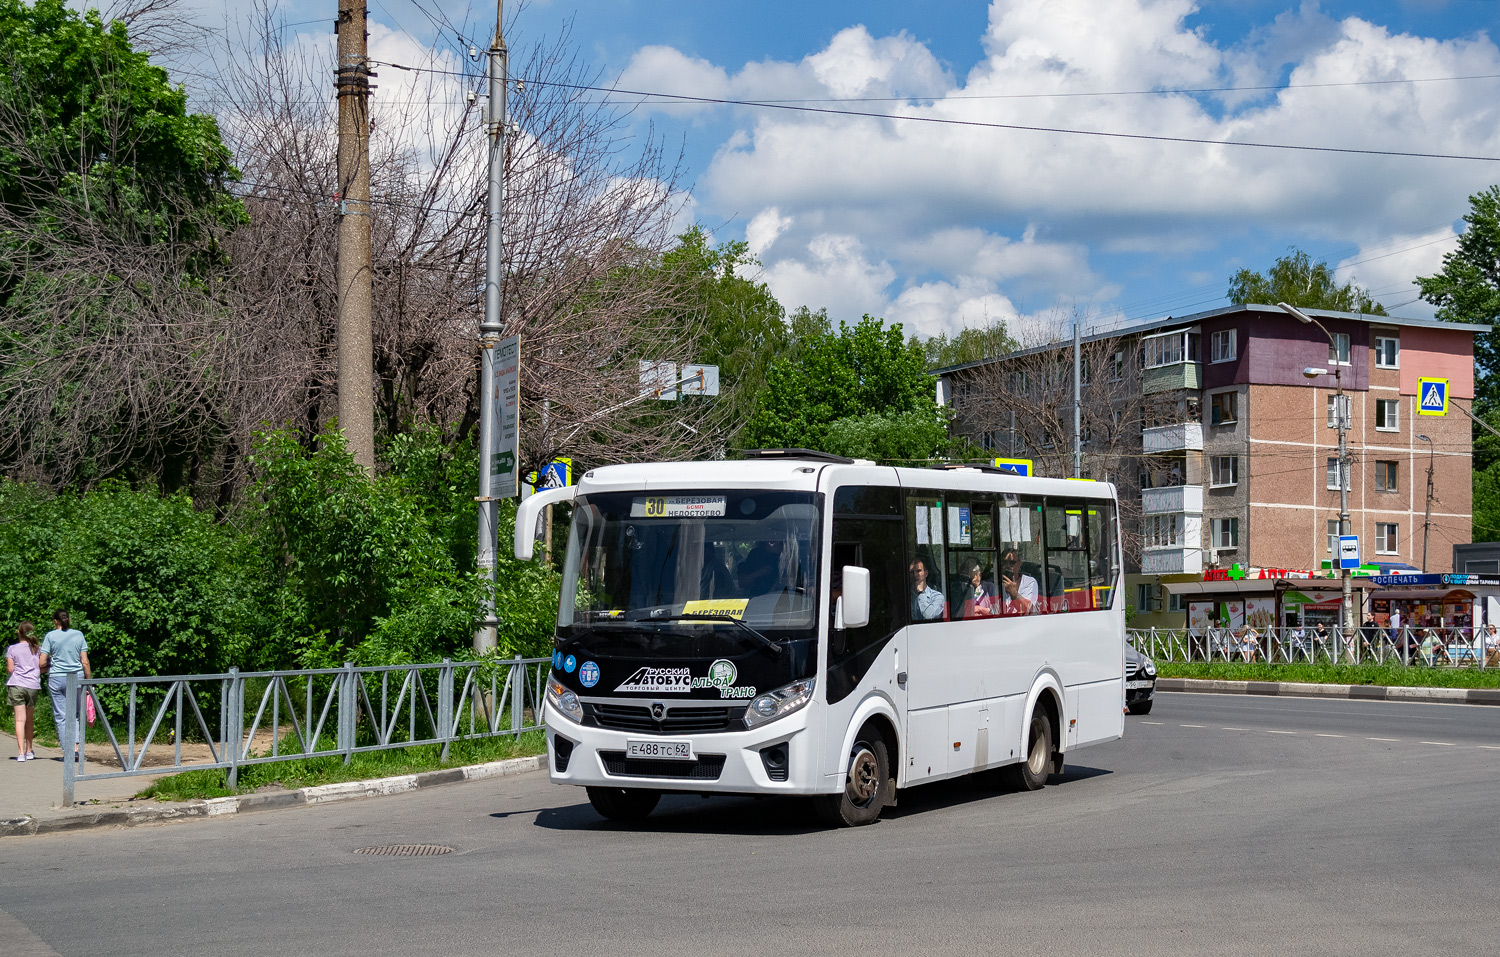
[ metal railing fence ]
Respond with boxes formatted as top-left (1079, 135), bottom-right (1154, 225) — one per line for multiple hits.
top-left (59, 656), bottom-right (550, 806)
top-left (1129, 626), bottom-right (1500, 669)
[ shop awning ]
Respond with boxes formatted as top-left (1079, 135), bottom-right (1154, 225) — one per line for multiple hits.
top-left (1163, 578), bottom-right (1379, 596)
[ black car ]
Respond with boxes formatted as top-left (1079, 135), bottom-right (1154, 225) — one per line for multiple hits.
top-left (1125, 643), bottom-right (1157, 715)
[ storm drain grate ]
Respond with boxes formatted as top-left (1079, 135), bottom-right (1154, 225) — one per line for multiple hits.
top-left (354, 844), bottom-right (455, 857)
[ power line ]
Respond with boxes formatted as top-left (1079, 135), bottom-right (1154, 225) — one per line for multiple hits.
top-left (370, 58), bottom-right (1500, 162)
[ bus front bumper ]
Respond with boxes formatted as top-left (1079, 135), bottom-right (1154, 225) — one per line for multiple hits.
top-left (542, 700), bottom-right (829, 795)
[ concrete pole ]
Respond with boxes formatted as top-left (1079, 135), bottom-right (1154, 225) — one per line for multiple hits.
top-left (1336, 368), bottom-right (1354, 638)
top-left (335, 0), bottom-right (375, 472)
top-left (474, 1), bottom-right (508, 655)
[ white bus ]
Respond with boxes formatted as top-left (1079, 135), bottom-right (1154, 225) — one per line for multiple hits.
top-left (517, 450), bottom-right (1125, 826)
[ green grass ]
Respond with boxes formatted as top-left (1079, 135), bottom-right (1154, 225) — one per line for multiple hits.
top-left (134, 730), bottom-right (548, 802)
top-left (1158, 661), bottom-right (1500, 689)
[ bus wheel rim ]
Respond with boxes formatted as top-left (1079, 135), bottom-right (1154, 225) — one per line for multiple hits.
top-left (847, 746), bottom-right (879, 806)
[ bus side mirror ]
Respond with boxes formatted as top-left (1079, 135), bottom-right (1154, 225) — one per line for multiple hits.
top-left (840, 566), bottom-right (871, 629)
top-left (512, 486), bottom-right (578, 560)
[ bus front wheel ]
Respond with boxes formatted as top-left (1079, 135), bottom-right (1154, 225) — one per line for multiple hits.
top-left (814, 730), bottom-right (890, 827)
top-left (1007, 710), bottom-right (1054, 791)
top-left (587, 786), bottom-right (661, 822)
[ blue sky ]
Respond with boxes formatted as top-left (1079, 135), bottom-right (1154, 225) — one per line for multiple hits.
top-left (169, 0), bottom-right (1500, 340)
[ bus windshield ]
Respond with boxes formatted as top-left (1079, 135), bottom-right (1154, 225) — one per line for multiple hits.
top-left (558, 490), bottom-right (821, 651)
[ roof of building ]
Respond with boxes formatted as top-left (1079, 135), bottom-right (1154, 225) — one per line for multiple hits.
top-left (930, 303), bottom-right (1492, 378)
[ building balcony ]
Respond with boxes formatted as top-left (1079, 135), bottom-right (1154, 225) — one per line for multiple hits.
top-left (1141, 484), bottom-right (1204, 515)
top-left (1142, 361), bottom-right (1202, 395)
top-left (1140, 547), bottom-right (1204, 575)
top-left (1142, 422), bottom-right (1203, 453)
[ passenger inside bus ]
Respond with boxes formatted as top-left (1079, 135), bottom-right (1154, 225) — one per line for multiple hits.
top-left (998, 548), bottom-right (1038, 615)
top-left (954, 557), bottom-right (999, 618)
top-left (909, 558), bottom-right (946, 620)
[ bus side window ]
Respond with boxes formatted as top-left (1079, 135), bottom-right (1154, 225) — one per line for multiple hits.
top-left (1087, 504), bottom-right (1117, 609)
top-left (905, 493), bottom-right (947, 623)
top-left (996, 497), bottom-right (1045, 616)
top-left (1043, 500), bottom-right (1093, 613)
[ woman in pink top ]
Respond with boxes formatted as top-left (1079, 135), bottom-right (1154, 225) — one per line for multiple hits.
top-left (6, 621), bottom-right (41, 761)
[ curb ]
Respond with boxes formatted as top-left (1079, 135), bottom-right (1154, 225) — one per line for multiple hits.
top-left (1158, 677), bottom-right (1500, 706)
top-left (0, 754), bottom-right (547, 839)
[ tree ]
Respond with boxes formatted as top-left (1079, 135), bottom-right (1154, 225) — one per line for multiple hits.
top-left (1228, 249), bottom-right (1387, 315)
top-left (1418, 185), bottom-right (1500, 399)
top-left (658, 227), bottom-right (788, 446)
top-left (914, 320), bottom-right (1018, 370)
top-left (744, 314), bottom-right (956, 461)
top-left (0, 0), bottom-right (248, 492)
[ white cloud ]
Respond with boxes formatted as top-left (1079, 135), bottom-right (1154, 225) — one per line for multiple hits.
top-left (612, 0), bottom-right (1500, 335)
top-left (1337, 227), bottom-right (1460, 317)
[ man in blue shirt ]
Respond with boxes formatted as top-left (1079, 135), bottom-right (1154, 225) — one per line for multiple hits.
top-left (910, 559), bottom-right (945, 621)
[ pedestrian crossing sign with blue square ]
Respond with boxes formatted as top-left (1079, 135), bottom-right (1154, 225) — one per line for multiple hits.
top-left (1418, 378), bottom-right (1448, 416)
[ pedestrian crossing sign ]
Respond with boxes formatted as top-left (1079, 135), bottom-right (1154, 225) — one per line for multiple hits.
top-left (1418, 378), bottom-right (1448, 416)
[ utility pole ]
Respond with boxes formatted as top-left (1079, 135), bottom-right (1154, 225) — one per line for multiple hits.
top-left (335, 0), bottom-right (375, 471)
top-left (1418, 433), bottom-right (1435, 571)
top-left (474, 0), bottom-right (510, 655)
top-left (1072, 321), bottom-right (1082, 478)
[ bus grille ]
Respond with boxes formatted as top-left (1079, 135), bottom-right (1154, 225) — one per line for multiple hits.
top-left (588, 703), bottom-right (744, 734)
top-left (599, 751), bottom-right (727, 780)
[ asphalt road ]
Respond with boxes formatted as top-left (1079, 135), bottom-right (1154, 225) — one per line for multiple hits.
top-left (6, 693), bottom-right (1499, 957)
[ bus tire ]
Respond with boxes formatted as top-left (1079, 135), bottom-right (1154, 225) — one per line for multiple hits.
top-left (814, 732), bottom-right (890, 827)
top-left (1008, 709), bottom-right (1053, 792)
top-left (586, 786), bottom-right (660, 822)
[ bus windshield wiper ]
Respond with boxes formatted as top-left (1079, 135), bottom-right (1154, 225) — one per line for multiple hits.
top-left (627, 613), bottom-right (784, 656)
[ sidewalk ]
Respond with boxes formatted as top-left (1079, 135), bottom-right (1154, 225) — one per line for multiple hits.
top-left (1, 726), bottom-right (547, 838)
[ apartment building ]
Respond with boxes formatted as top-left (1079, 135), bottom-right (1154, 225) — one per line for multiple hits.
top-left (934, 304), bottom-right (1482, 626)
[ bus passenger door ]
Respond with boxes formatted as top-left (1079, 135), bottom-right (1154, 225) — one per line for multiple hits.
top-left (825, 486), bottom-right (907, 788)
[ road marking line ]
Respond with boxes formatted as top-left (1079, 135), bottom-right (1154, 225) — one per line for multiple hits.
top-left (1420, 741), bottom-right (1456, 747)
top-left (1368, 737), bottom-right (1400, 742)
top-left (1265, 730), bottom-right (1297, 734)
top-left (1180, 724), bottom-right (1205, 728)
top-left (1315, 733), bottom-right (1344, 738)
top-left (1222, 727), bottom-right (1251, 731)
top-left (1480, 746), bottom-right (1500, 751)
top-left (1139, 721), bottom-right (1163, 725)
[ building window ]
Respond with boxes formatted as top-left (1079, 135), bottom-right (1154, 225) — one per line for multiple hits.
top-left (1376, 398), bottom-right (1399, 431)
top-left (1143, 331), bottom-right (1200, 369)
top-left (1375, 336), bottom-right (1399, 369)
top-left (1327, 519), bottom-right (1340, 554)
top-left (1210, 329), bottom-right (1237, 363)
top-left (1326, 394), bottom-right (1349, 428)
top-left (1375, 460), bottom-right (1398, 492)
top-left (1329, 332), bottom-right (1351, 365)
top-left (1210, 391), bottom-right (1237, 425)
top-left (1111, 350), bottom-right (1125, 380)
top-left (1212, 517), bottom-right (1240, 548)
top-left (1326, 457), bottom-right (1349, 490)
top-left (1135, 583), bottom-right (1162, 612)
top-left (1211, 456), bottom-right (1239, 487)
top-left (1143, 514), bottom-right (1181, 548)
top-left (1376, 523), bottom-right (1399, 554)
top-left (1168, 592), bottom-right (1185, 613)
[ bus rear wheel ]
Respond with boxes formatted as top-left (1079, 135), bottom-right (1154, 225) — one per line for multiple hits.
top-left (1007, 709), bottom-right (1054, 791)
top-left (814, 731), bottom-right (890, 827)
top-left (587, 786), bottom-right (661, 822)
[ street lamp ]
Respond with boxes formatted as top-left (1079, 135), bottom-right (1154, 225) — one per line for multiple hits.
top-left (1279, 302), bottom-right (1355, 638)
top-left (1417, 433), bottom-right (1435, 571)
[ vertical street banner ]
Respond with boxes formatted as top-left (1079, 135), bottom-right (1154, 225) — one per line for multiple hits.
top-left (491, 334), bottom-right (521, 498)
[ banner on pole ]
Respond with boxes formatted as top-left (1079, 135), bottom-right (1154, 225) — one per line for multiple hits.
top-left (491, 334), bottom-right (520, 498)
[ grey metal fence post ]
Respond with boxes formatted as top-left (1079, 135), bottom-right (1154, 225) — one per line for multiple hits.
top-left (62, 671), bottom-right (78, 806)
top-left (340, 662), bottom-right (355, 765)
top-left (227, 667), bottom-right (241, 791)
top-left (438, 658), bottom-right (454, 761)
top-left (511, 654), bottom-right (524, 734)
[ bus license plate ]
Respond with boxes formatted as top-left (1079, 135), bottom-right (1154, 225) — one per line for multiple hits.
top-left (627, 739), bottom-right (695, 761)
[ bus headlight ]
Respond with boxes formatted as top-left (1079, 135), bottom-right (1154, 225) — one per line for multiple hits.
top-left (546, 678), bottom-right (583, 723)
top-left (744, 677), bottom-right (815, 729)
top-left (1144, 660), bottom-right (1157, 676)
